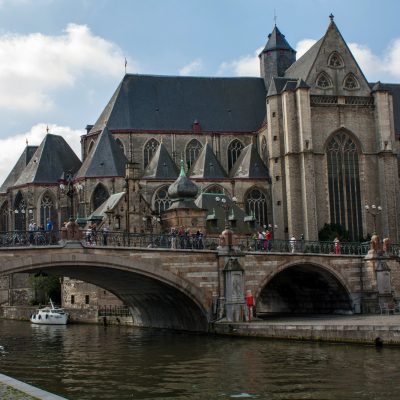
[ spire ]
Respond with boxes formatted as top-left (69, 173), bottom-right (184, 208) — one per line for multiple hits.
top-left (179, 159), bottom-right (186, 177)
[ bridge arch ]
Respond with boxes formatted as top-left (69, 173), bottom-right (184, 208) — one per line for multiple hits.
top-left (255, 260), bottom-right (353, 315)
top-left (2, 250), bottom-right (209, 332)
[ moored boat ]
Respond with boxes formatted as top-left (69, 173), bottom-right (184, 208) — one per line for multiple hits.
top-left (30, 299), bottom-right (69, 325)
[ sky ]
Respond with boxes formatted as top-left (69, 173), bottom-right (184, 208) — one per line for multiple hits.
top-left (0, 0), bottom-right (399, 183)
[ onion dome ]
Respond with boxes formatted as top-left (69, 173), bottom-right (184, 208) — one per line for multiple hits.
top-left (168, 160), bottom-right (198, 200)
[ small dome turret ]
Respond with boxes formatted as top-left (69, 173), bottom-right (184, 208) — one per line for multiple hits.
top-left (168, 160), bottom-right (198, 200)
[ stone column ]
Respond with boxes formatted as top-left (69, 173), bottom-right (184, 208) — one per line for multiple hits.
top-left (223, 257), bottom-right (245, 322)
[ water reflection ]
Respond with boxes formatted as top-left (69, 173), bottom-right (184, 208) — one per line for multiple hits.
top-left (0, 319), bottom-right (400, 399)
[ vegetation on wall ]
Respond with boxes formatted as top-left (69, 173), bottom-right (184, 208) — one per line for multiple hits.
top-left (28, 273), bottom-right (61, 305)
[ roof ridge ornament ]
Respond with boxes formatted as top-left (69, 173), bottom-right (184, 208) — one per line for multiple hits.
top-left (179, 159), bottom-right (186, 177)
top-left (329, 13), bottom-right (334, 22)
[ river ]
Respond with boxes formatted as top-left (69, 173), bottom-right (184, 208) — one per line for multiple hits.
top-left (0, 319), bottom-right (399, 399)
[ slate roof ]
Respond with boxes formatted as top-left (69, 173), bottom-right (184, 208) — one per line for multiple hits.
top-left (260, 25), bottom-right (296, 53)
top-left (88, 192), bottom-right (125, 221)
top-left (76, 127), bottom-right (127, 179)
top-left (189, 142), bottom-right (227, 179)
top-left (229, 144), bottom-right (269, 179)
top-left (90, 74), bottom-right (267, 133)
top-left (0, 146), bottom-right (38, 193)
top-left (142, 142), bottom-right (179, 179)
top-left (13, 134), bottom-right (81, 186)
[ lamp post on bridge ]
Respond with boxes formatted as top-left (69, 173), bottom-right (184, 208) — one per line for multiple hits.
top-left (365, 204), bottom-right (382, 235)
top-left (215, 196), bottom-right (237, 252)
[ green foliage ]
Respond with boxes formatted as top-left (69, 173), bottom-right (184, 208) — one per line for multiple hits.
top-left (28, 273), bottom-right (61, 304)
top-left (318, 223), bottom-right (350, 242)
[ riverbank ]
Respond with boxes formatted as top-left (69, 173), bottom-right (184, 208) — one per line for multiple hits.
top-left (213, 314), bottom-right (400, 345)
top-left (0, 373), bottom-right (67, 400)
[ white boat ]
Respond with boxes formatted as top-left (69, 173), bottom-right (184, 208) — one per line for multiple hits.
top-left (30, 299), bottom-right (69, 325)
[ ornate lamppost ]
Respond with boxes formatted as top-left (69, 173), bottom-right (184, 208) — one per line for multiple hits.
top-left (365, 204), bottom-right (382, 234)
top-left (215, 196), bottom-right (237, 229)
top-left (59, 171), bottom-right (83, 221)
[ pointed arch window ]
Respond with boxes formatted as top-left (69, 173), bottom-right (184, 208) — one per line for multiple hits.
top-left (185, 139), bottom-right (202, 169)
top-left (154, 186), bottom-right (171, 213)
top-left (115, 138), bottom-right (125, 155)
top-left (328, 52), bottom-right (344, 68)
top-left (88, 140), bottom-right (95, 154)
top-left (245, 188), bottom-right (268, 227)
top-left (0, 201), bottom-right (8, 231)
top-left (92, 184), bottom-right (109, 212)
top-left (261, 136), bottom-right (268, 162)
top-left (205, 184), bottom-right (225, 194)
top-left (144, 139), bottom-right (160, 168)
top-left (40, 193), bottom-right (56, 229)
top-left (343, 73), bottom-right (359, 90)
top-left (14, 192), bottom-right (26, 231)
top-left (327, 132), bottom-right (362, 240)
top-left (228, 140), bottom-right (244, 171)
top-left (316, 72), bottom-right (333, 89)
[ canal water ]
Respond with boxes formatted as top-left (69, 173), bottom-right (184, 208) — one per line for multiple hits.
top-left (0, 320), bottom-right (400, 400)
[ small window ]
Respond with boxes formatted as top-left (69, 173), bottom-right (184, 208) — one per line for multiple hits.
top-left (316, 72), bottom-right (332, 89)
top-left (85, 295), bottom-right (90, 305)
top-left (328, 52), bottom-right (344, 68)
top-left (71, 295), bottom-right (75, 305)
top-left (343, 73), bottom-right (359, 90)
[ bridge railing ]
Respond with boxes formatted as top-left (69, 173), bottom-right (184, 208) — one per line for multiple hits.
top-left (1, 230), bottom-right (399, 257)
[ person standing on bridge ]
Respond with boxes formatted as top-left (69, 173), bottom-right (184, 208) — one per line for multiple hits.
top-left (45, 218), bottom-right (53, 244)
top-left (290, 235), bottom-right (296, 253)
top-left (334, 236), bottom-right (340, 255)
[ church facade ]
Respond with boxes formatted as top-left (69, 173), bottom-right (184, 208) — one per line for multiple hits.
top-left (1, 16), bottom-right (400, 307)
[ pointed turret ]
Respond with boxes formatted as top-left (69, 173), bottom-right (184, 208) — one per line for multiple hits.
top-left (229, 144), bottom-right (269, 179)
top-left (259, 25), bottom-right (296, 90)
top-left (142, 143), bottom-right (179, 179)
top-left (189, 142), bottom-right (227, 179)
top-left (13, 134), bottom-right (81, 186)
top-left (76, 127), bottom-right (127, 179)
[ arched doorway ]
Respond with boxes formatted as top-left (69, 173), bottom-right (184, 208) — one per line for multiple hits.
top-left (257, 264), bottom-right (352, 316)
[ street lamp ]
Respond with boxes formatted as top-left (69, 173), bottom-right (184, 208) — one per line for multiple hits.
top-left (215, 196), bottom-right (237, 229)
top-left (59, 171), bottom-right (83, 220)
top-left (365, 204), bottom-right (382, 234)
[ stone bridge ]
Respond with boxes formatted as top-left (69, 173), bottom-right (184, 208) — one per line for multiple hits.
top-left (1, 241), bottom-right (399, 331)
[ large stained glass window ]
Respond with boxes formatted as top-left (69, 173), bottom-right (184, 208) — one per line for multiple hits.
top-left (144, 139), bottom-right (160, 168)
top-left (154, 186), bottom-right (171, 213)
top-left (185, 139), bottom-right (202, 169)
top-left (228, 140), bottom-right (244, 171)
top-left (245, 188), bottom-right (268, 227)
top-left (327, 132), bottom-right (362, 240)
top-left (92, 184), bottom-right (109, 212)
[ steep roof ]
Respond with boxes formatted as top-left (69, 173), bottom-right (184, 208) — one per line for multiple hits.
top-left (0, 146), bottom-right (38, 193)
top-left (76, 127), bottom-right (127, 179)
top-left (88, 192), bottom-right (125, 221)
top-left (229, 143), bottom-right (269, 179)
top-left (142, 142), bottom-right (179, 179)
top-left (260, 25), bottom-right (295, 53)
top-left (189, 142), bottom-right (227, 179)
top-left (90, 74), bottom-right (267, 133)
top-left (13, 135), bottom-right (81, 186)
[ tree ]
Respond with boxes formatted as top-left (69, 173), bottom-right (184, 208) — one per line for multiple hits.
top-left (318, 223), bottom-right (350, 242)
top-left (28, 273), bottom-right (61, 305)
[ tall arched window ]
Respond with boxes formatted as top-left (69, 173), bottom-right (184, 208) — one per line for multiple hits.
top-left (154, 186), bottom-right (171, 213)
top-left (0, 201), bottom-right (8, 231)
top-left (228, 139), bottom-right (244, 171)
top-left (88, 140), bottom-right (95, 154)
top-left (144, 138), bottom-right (159, 168)
top-left (245, 188), bottom-right (268, 227)
top-left (186, 139), bottom-right (202, 169)
top-left (115, 138), bottom-right (125, 155)
top-left (92, 184), bottom-right (109, 211)
top-left (40, 193), bottom-right (56, 229)
top-left (261, 136), bottom-right (268, 162)
top-left (14, 192), bottom-right (26, 231)
top-left (327, 132), bottom-right (362, 240)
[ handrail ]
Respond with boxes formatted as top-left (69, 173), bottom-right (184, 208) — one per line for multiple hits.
top-left (0, 230), bottom-right (397, 257)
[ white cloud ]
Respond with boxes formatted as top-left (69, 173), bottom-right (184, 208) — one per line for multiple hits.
top-left (179, 59), bottom-right (203, 76)
top-left (295, 39), bottom-right (317, 59)
top-left (0, 24), bottom-right (133, 112)
top-left (0, 123), bottom-right (83, 185)
top-left (218, 47), bottom-right (263, 77)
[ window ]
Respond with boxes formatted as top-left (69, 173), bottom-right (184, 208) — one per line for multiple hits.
top-left (328, 52), bottom-right (344, 68)
top-left (154, 186), bottom-right (171, 213)
top-left (14, 192), bottom-right (26, 231)
top-left (316, 72), bottom-right (332, 89)
top-left (85, 295), bottom-right (90, 305)
top-left (71, 295), bottom-right (75, 305)
top-left (0, 201), bottom-right (8, 232)
top-left (204, 185), bottom-right (225, 194)
top-left (343, 73), bottom-right (359, 90)
top-left (245, 188), bottom-right (268, 227)
top-left (327, 132), bottom-right (362, 240)
top-left (186, 139), bottom-right (202, 169)
top-left (88, 140), bottom-right (95, 154)
top-left (40, 193), bottom-right (56, 229)
top-left (228, 140), bottom-right (244, 171)
top-left (144, 139), bottom-right (160, 168)
top-left (115, 138), bottom-right (125, 155)
top-left (261, 137), bottom-right (268, 162)
top-left (92, 184), bottom-right (109, 211)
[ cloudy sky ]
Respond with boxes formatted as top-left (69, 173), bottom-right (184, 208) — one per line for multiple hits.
top-left (0, 0), bottom-right (399, 183)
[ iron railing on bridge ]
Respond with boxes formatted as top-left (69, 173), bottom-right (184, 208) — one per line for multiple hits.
top-left (0, 230), bottom-right (398, 257)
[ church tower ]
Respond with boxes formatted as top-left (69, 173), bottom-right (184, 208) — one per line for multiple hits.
top-left (259, 25), bottom-right (296, 90)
